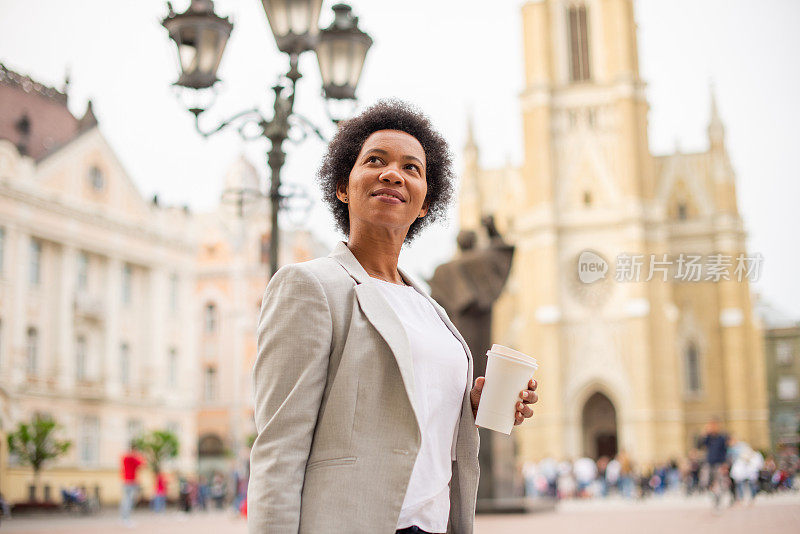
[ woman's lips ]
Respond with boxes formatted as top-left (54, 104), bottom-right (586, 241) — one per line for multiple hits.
top-left (373, 194), bottom-right (403, 205)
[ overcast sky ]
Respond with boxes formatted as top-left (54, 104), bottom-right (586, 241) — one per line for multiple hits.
top-left (1, 0), bottom-right (798, 318)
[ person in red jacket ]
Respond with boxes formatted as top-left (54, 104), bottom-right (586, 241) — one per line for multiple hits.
top-left (150, 471), bottom-right (167, 513)
top-left (120, 441), bottom-right (145, 526)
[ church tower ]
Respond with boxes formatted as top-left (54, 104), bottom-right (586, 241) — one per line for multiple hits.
top-left (451, 0), bottom-right (769, 463)
top-left (510, 0), bottom-right (686, 462)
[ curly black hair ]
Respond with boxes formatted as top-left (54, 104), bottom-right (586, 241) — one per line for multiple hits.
top-left (317, 99), bottom-right (455, 244)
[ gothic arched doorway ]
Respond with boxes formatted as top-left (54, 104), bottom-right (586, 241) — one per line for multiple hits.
top-left (198, 433), bottom-right (227, 479)
top-left (581, 392), bottom-right (618, 459)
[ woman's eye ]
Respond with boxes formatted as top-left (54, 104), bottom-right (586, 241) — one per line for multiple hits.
top-left (405, 164), bottom-right (419, 173)
top-left (366, 155), bottom-right (382, 164)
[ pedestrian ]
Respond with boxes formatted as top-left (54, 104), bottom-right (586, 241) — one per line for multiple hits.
top-left (522, 461), bottom-right (538, 497)
top-left (573, 457), bottom-right (597, 497)
top-left (0, 491), bottom-right (10, 524)
top-left (211, 472), bottom-right (226, 509)
top-left (197, 475), bottom-right (209, 511)
top-left (697, 418), bottom-right (731, 510)
top-left (605, 456), bottom-right (621, 496)
top-left (150, 471), bottom-right (167, 513)
top-left (247, 100), bottom-right (540, 533)
top-left (617, 451), bottom-right (635, 499)
top-left (731, 446), bottom-right (762, 505)
top-left (119, 440), bottom-right (145, 527)
top-left (178, 473), bottom-right (191, 513)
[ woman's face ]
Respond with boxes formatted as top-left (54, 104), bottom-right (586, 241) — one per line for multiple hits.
top-left (337, 129), bottom-right (429, 236)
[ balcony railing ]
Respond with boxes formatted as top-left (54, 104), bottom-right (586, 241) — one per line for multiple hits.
top-left (74, 292), bottom-right (105, 321)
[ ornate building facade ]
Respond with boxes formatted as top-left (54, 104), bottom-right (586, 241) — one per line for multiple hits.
top-left (194, 155), bottom-right (327, 478)
top-left (756, 298), bottom-right (800, 451)
top-left (0, 62), bottom-right (326, 503)
top-left (458, 0), bottom-right (768, 463)
top-left (0, 62), bottom-right (198, 502)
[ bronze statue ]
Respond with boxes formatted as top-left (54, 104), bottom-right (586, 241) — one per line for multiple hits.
top-left (428, 215), bottom-right (519, 510)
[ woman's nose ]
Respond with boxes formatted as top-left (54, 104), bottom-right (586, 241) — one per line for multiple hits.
top-left (379, 169), bottom-right (403, 184)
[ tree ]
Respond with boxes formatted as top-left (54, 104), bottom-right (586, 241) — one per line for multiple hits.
top-left (6, 414), bottom-right (72, 501)
top-left (134, 429), bottom-right (179, 475)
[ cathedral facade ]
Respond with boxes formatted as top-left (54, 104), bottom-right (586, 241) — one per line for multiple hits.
top-left (459, 0), bottom-right (768, 463)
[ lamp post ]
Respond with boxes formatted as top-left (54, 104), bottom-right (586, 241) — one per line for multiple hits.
top-left (162, 0), bottom-right (372, 277)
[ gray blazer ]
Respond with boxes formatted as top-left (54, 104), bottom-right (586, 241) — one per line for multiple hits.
top-left (248, 240), bottom-right (480, 533)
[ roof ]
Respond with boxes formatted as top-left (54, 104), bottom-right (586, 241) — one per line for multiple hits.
top-left (755, 297), bottom-right (799, 329)
top-left (0, 61), bottom-right (96, 160)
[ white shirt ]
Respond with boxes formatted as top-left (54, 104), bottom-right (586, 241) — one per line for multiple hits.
top-left (370, 276), bottom-right (468, 533)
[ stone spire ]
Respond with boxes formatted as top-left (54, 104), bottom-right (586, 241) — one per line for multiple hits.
top-left (708, 82), bottom-right (725, 152)
top-left (459, 108), bottom-right (483, 233)
top-left (78, 99), bottom-right (98, 131)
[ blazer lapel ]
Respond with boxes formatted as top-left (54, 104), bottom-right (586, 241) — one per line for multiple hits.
top-left (328, 240), bottom-right (477, 465)
top-left (327, 240), bottom-right (476, 446)
top-left (328, 241), bottom-right (421, 430)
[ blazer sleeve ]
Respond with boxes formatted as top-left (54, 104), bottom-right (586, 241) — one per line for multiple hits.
top-left (247, 263), bottom-right (333, 533)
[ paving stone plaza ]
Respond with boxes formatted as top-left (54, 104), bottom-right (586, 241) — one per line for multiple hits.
top-left (3, 493), bottom-right (798, 534)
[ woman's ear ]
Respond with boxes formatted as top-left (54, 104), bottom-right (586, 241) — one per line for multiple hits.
top-left (419, 198), bottom-right (430, 218)
top-left (336, 183), bottom-right (348, 203)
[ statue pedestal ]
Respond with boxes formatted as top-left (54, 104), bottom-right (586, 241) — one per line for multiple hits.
top-left (476, 427), bottom-right (524, 511)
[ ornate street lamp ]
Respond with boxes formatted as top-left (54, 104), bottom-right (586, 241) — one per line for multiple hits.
top-left (161, 0), bottom-right (372, 277)
top-left (316, 4), bottom-right (373, 100)
top-left (261, 0), bottom-right (324, 55)
top-left (162, 0), bottom-right (233, 90)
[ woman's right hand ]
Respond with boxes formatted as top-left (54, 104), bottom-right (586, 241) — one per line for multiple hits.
top-left (469, 376), bottom-right (485, 422)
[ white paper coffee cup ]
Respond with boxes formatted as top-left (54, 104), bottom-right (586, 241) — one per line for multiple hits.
top-left (475, 347), bottom-right (538, 435)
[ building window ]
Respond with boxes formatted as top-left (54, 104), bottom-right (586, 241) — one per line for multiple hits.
top-left (677, 202), bottom-right (688, 220)
top-left (120, 343), bottom-right (130, 385)
top-left (77, 252), bottom-right (89, 291)
top-left (122, 264), bottom-right (132, 305)
top-left (89, 166), bottom-right (104, 191)
top-left (567, 4), bottom-right (591, 82)
top-left (168, 348), bottom-right (178, 388)
top-left (29, 238), bottom-right (42, 286)
top-left (79, 416), bottom-right (100, 466)
top-left (127, 419), bottom-right (142, 445)
top-left (776, 340), bottom-right (793, 366)
top-left (583, 190), bottom-right (592, 207)
top-left (685, 342), bottom-right (701, 394)
top-left (169, 273), bottom-right (179, 313)
top-left (0, 227), bottom-right (5, 274)
top-left (26, 327), bottom-right (38, 375)
top-left (204, 367), bottom-right (217, 401)
top-left (205, 303), bottom-right (217, 334)
top-left (778, 376), bottom-right (799, 400)
top-left (76, 336), bottom-right (87, 382)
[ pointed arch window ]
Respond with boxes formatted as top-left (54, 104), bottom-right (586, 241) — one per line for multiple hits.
top-left (76, 335), bottom-right (88, 382)
top-left (685, 341), bottom-right (702, 394)
top-left (205, 302), bottom-right (217, 334)
top-left (568, 4), bottom-right (591, 82)
top-left (26, 327), bottom-right (38, 375)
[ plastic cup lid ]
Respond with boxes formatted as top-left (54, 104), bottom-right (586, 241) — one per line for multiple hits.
top-left (488, 344), bottom-right (538, 369)
top-left (486, 350), bottom-right (539, 371)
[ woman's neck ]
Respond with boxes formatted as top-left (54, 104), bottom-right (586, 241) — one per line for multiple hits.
top-left (346, 234), bottom-right (404, 284)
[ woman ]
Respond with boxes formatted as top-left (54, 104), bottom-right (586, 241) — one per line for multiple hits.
top-left (248, 100), bottom-right (538, 534)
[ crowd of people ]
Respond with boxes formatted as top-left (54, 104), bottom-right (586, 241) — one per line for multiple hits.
top-left (117, 440), bottom-right (249, 527)
top-left (174, 469), bottom-right (249, 515)
top-left (521, 421), bottom-right (799, 509)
